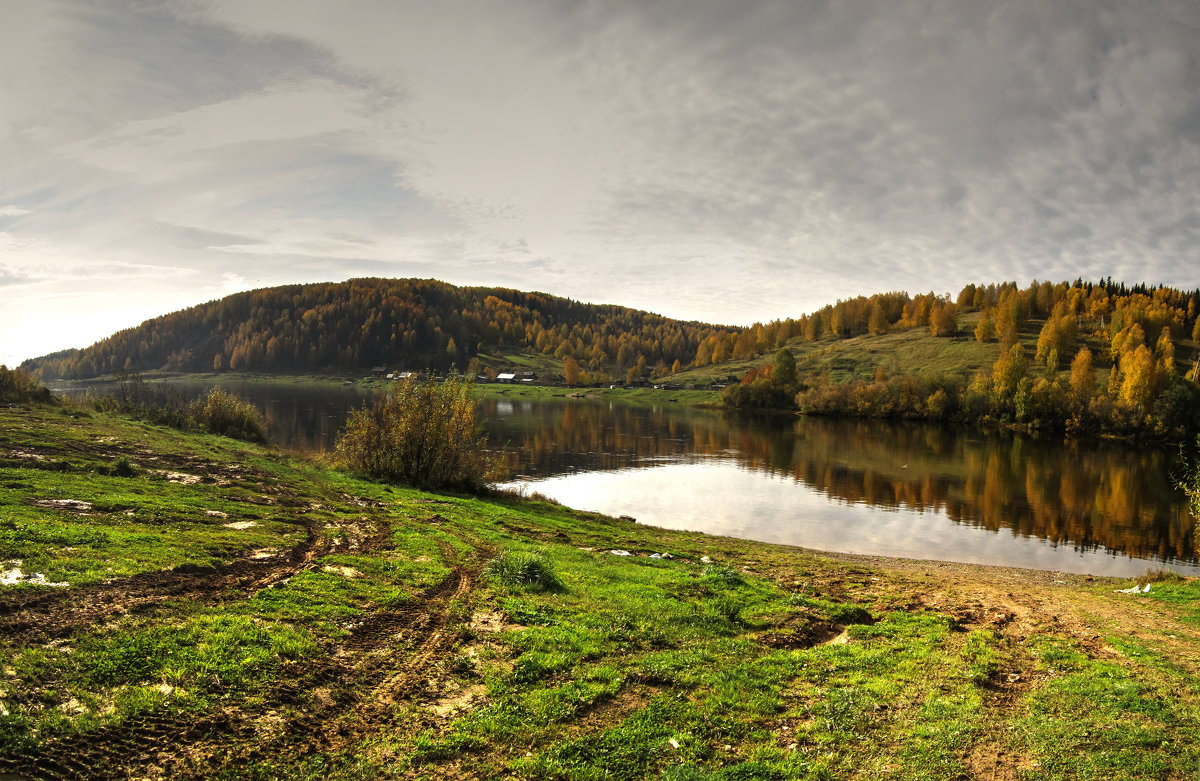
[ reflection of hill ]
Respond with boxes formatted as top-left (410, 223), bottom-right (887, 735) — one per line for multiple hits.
top-left (488, 400), bottom-right (1195, 564)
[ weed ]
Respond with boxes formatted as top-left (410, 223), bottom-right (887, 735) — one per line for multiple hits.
top-left (703, 564), bottom-right (746, 588)
top-left (706, 594), bottom-right (746, 625)
top-left (1135, 567), bottom-right (1185, 586)
top-left (485, 551), bottom-right (564, 592)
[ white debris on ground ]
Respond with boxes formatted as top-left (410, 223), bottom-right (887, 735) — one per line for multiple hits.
top-left (322, 565), bottom-right (363, 578)
top-left (205, 509), bottom-right (229, 519)
top-left (222, 521), bottom-right (258, 530)
top-left (33, 499), bottom-right (93, 512)
top-left (0, 560), bottom-right (68, 587)
top-left (4, 450), bottom-right (45, 461)
top-left (157, 471), bottom-right (201, 484)
top-left (609, 549), bottom-right (633, 556)
top-left (1115, 583), bottom-right (1152, 594)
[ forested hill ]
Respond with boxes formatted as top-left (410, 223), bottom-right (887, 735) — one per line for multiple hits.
top-left (21, 278), bottom-right (747, 380)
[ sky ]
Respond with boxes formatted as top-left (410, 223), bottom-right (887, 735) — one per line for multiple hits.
top-left (3, 0), bottom-right (1200, 365)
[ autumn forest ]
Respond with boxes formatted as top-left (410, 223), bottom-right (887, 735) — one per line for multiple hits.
top-left (19, 276), bottom-right (1200, 440)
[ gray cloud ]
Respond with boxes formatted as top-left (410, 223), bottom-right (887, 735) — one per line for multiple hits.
top-left (2, 0), bottom-right (1199, 360)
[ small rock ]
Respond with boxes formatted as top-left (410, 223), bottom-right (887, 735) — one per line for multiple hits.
top-left (609, 549), bottom-right (633, 557)
top-left (205, 510), bottom-right (229, 519)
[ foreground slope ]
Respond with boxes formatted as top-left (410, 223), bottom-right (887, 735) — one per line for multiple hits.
top-left (1, 404), bottom-right (1199, 779)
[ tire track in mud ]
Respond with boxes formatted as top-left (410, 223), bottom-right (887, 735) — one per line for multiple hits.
top-left (916, 584), bottom-right (1084, 781)
top-left (0, 531), bottom-right (491, 781)
top-left (0, 510), bottom-right (395, 644)
top-left (186, 536), bottom-right (492, 776)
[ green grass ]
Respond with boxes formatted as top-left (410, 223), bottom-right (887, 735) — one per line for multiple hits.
top-left (665, 314), bottom-right (1117, 390)
top-left (2, 399), bottom-right (1199, 779)
top-left (472, 383), bottom-right (721, 407)
top-left (1015, 636), bottom-right (1200, 779)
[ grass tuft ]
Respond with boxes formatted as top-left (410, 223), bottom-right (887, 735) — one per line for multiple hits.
top-left (485, 551), bottom-right (565, 593)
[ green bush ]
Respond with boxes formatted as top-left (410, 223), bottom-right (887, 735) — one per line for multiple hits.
top-left (485, 551), bottom-right (564, 592)
top-left (189, 387), bottom-right (267, 441)
top-left (109, 456), bottom-right (138, 477)
top-left (334, 375), bottom-right (492, 490)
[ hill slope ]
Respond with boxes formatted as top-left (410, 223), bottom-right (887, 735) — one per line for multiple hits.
top-left (22, 278), bottom-right (742, 381)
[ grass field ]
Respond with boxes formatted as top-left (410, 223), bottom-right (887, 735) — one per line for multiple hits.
top-left (1, 401), bottom-right (1199, 779)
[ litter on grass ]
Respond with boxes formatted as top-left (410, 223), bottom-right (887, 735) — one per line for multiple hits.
top-left (0, 560), bottom-right (68, 587)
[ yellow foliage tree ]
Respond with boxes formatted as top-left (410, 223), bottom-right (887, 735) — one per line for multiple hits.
top-left (562, 356), bottom-right (580, 386)
top-left (974, 311), bottom-right (995, 343)
top-left (992, 343), bottom-right (1028, 401)
top-left (1069, 347), bottom-right (1095, 400)
top-left (1117, 344), bottom-right (1158, 411)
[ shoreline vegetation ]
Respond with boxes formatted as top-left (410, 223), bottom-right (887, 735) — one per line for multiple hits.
top-left (3, 371), bottom-right (1200, 777)
top-left (21, 277), bottom-right (1200, 441)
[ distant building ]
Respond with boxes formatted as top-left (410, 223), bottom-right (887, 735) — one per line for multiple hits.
top-left (370, 366), bottom-right (388, 378)
top-left (496, 372), bottom-right (517, 383)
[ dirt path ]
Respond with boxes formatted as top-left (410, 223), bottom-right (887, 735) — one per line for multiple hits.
top-left (0, 532), bottom-right (490, 781)
top-left (821, 552), bottom-right (1195, 779)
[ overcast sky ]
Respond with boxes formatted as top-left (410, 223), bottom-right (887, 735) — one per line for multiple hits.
top-left (3, 0), bottom-right (1200, 365)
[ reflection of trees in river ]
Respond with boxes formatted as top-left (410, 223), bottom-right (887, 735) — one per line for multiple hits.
top-left (488, 400), bottom-right (1194, 563)
top-left (64, 384), bottom-right (1191, 564)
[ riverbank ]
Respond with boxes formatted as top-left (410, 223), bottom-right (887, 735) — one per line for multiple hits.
top-left (2, 402), bottom-right (1198, 778)
top-left (471, 382), bottom-right (721, 407)
top-left (49, 372), bottom-right (725, 408)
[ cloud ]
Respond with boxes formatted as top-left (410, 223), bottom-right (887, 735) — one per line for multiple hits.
top-left (3, 0), bottom-right (1200, 361)
top-left (56, 79), bottom-right (371, 180)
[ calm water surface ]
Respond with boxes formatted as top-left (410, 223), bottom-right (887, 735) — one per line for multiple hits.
top-left (56, 380), bottom-right (1198, 576)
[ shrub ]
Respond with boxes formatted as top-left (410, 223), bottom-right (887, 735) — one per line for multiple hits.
top-left (109, 457), bottom-right (138, 477)
top-left (485, 551), bottom-right (564, 592)
top-left (0, 366), bottom-right (53, 404)
top-left (189, 387), bottom-right (267, 441)
top-left (1178, 435), bottom-right (1200, 523)
top-left (86, 374), bottom-right (192, 429)
top-left (334, 375), bottom-right (492, 490)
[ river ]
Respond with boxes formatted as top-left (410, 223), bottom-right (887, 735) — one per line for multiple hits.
top-left (53, 378), bottom-right (1199, 577)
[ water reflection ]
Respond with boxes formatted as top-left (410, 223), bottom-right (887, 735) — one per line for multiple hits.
top-left (53, 382), bottom-right (1196, 574)
top-left (487, 398), bottom-right (1196, 574)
